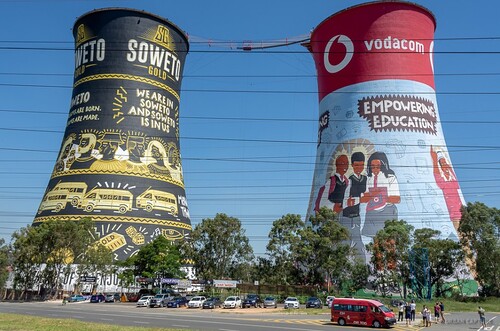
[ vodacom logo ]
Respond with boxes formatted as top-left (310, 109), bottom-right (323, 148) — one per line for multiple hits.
top-left (323, 34), bottom-right (353, 73)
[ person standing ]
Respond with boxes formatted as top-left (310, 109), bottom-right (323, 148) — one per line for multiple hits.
top-left (434, 302), bottom-right (441, 324)
top-left (405, 302), bottom-right (412, 326)
top-left (439, 301), bottom-right (445, 323)
top-left (478, 306), bottom-right (486, 327)
top-left (410, 300), bottom-right (416, 321)
top-left (422, 305), bottom-right (429, 327)
top-left (398, 301), bottom-right (405, 322)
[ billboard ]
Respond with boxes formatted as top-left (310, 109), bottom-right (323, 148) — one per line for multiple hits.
top-left (33, 8), bottom-right (191, 260)
top-left (306, 1), bottom-right (465, 263)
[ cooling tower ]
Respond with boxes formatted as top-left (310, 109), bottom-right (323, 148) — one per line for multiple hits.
top-left (33, 8), bottom-right (191, 260)
top-left (306, 1), bottom-right (465, 262)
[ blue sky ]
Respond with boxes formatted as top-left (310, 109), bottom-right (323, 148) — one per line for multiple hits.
top-left (0, 0), bottom-right (499, 257)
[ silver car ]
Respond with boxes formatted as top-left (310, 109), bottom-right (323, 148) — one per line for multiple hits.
top-left (263, 296), bottom-right (278, 308)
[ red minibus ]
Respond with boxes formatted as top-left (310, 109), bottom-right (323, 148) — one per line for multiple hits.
top-left (330, 298), bottom-right (397, 328)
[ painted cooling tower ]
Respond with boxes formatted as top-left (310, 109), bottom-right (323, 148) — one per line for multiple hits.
top-left (33, 8), bottom-right (191, 260)
top-left (306, 1), bottom-right (465, 262)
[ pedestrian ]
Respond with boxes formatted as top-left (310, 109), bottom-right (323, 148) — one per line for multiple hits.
top-left (434, 302), bottom-right (441, 324)
top-left (398, 301), bottom-right (405, 322)
top-left (422, 305), bottom-right (429, 327)
top-left (439, 301), bottom-right (445, 324)
top-left (478, 306), bottom-right (486, 327)
top-left (405, 302), bottom-right (412, 326)
top-left (410, 299), bottom-right (416, 321)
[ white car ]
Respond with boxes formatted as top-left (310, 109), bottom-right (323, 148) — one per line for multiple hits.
top-left (136, 295), bottom-right (154, 307)
top-left (284, 297), bottom-right (300, 309)
top-left (187, 296), bottom-right (206, 308)
top-left (223, 296), bottom-right (242, 309)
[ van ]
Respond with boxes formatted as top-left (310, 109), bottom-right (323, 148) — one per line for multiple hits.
top-left (37, 181), bottom-right (88, 213)
top-left (330, 298), bottom-right (396, 328)
top-left (79, 188), bottom-right (133, 214)
top-left (136, 188), bottom-right (178, 215)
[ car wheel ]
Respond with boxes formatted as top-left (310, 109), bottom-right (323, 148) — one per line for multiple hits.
top-left (373, 320), bottom-right (381, 328)
top-left (338, 318), bottom-right (346, 326)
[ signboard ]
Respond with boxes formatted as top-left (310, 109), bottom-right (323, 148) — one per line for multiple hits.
top-left (213, 280), bottom-right (239, 288)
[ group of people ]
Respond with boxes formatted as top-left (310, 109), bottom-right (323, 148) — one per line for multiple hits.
top-left (398, 300), bottom-right (445, 326)
top-left (314, 151), bottom-right (400, 262)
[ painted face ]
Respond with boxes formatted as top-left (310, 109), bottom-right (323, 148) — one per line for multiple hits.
top-left (371, 159), bottom-right (382, 175)
top-left (438, 158), bottom-right (451, 177)
top-left (352, 160), bottom-right (365, 176)
top-left (335, 155), bottom-right (349, 175)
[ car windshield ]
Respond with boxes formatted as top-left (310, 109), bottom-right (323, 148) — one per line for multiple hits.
top-left (265, 297), bottom-right (275, 300)
top-left (307, 297), bottom-right (318, 301)
top-left (226, 297), bottom-right (236, 301)
top-left (379, 305), bottom-right (392, 312)
top-left (286, 298), bottom-right (297, 301)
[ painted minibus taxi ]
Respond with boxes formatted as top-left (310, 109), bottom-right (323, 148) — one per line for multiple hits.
top-left (136, 188), bottom-right (178, 215)
top-left (330, 298), bottom-right (396, 328)
top-left (79, 188), bottom-right (133, 214)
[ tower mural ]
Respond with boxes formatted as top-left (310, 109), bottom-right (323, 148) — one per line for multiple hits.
top-left (306, 1), bottom-right (466, 262)
top-left (33, 8), bottom-right (191, 260)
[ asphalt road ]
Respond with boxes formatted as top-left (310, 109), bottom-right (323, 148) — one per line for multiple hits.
top-left (0, 301), bottom-right (498, 331)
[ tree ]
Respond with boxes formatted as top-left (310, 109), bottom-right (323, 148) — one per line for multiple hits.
top-left (187, 213), bottom-right (254, 280)
top-left (413, 228), bottom-right (465, 297)
top-left (265, 214), bottom-right (304, 285)
top-left (343, 260), bottom-right (370, 296)
top-left (10, 218), bottom-right (105, 299)
top-left (75, 242), bottom-right (114, 294)
top-left (296, 207), bottom-right (351, 290)
top-left (458, 202), bottom-right (500, 296)
top-left (128, 236), bottom-right (185, 280)
top-left (0, 239), bottom-right (9, 289)
top-left (366, 219), bottom-right (413, 298)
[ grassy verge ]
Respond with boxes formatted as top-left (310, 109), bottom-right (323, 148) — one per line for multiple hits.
top-left (0, 313), bottom-right (186, 331)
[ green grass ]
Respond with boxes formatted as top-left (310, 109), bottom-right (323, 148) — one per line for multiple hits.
top-left (0, 313), bottom-right (186, 331)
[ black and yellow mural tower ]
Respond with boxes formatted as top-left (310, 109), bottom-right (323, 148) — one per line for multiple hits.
top-left (33, 8), bottom-right (191, 260)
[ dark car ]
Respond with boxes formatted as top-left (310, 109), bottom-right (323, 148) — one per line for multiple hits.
top-left (305, 297), bottom-right (322, 308)
top-left (202, 297), bottom-right (223, 309)
top-left (90, 294), bottom-right (105, 303)
top-left (242, 294), bottom-right (263, 308)
top-left (166, 296), bottom-right (188, 308)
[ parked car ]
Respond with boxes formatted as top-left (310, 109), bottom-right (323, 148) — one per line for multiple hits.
top-left (223, 296), bottom-right (241, 309)
top-left (202, 297), bottom-right (223, 309)
top-left (149, 294), bottom-right (173, 308)
top-left (104, 294), bottom-right (116, 303)
top-left (284, 297), bottom-right (300, 309)
top-left (166, 296), bottom-right (188, 308)
top-left (306, 297), bottom-right (322, 308)
top-left (129, 289), bottom-right (155, 302)
top-left (242, 294), bottom-right (263, 308)
top-left (90, 294), bottom-right (105, 303)
top-left (187, 296), bottom-right (206, 308)
top-left (136, 295), bottom-right (154, 307)
top-left (113, 293), bottom-right (122, 302)
top-left (67, 294), bottom-right (86, 303)
top-left (263, 296), bottom-right (278, 308)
